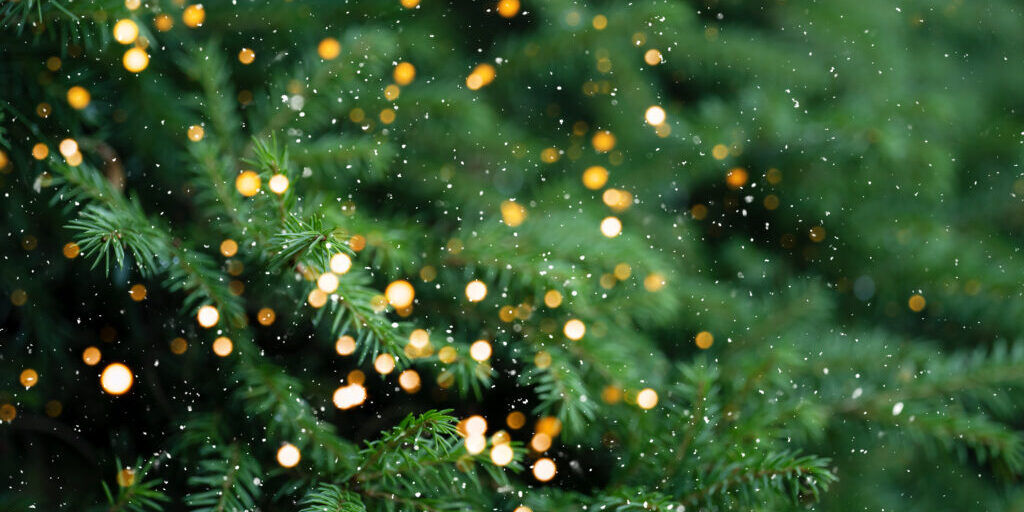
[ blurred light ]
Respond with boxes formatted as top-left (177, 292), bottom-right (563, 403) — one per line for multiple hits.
top-left (100, 363), bottom-right (133, 395)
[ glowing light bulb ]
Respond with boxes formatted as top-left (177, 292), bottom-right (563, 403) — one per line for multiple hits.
top-left (235, 170), bottom-right (261, 197)
top-left (59, 138), bottom-right (78, 158)
top-left (183, 4), bottom-right (205, 28)
top-left (332, 383), bottom-right (367, 409)
top-left (374, 353), bottom-right (396, 375)
top-left (329, 253), bottom-right (352, 274)
top-left (113, 19), bottom-right (139, 44)
top-left (645, 106), bottom-right (666, 125)
top-left (335, 335), bottom-right (356, 356)
top-left (318, 38), bottom-right (341, 60)
top-left (409, 329), bottom-right (429, 349)
top-left (465, 280), bottom-right (487, 302)
top-left (276, 443), bottom-right (301, 468)
top-left (268, 174), bottom-right (289, 194)
top-left (563, 319), bottom-right (586, 340)
top-left (123, 48), bottom-right (149, 73)
top-left (637, 388), bottom-right (659, 409)
top-left (398, 369), bottom-right (421, 393)
top-left (582, 166), bottom-right (609, 190)
top-left (212, 336), bottom-right (233, 357)
top-left (393, 62), bottom-right (416, 86)
top-left (67, 86), bottom-right (90, 110)
top-left (196, 305), bottom-right (219, 328)
top-left (533, 458), bottom-right (557, 482)
top-left (600, 216), bottom-right (622, 238)
top-left (317, 272), bottom-right (339, 293)
top-left (490, 443), bottom-right (514, 466)
top-left (465, 435), bottom-right (486, 455)
top-left (470, 340), bottom-right (492, 362)
top-left (20, 369), bottom-right (38, 388)
top-left (385, 280), bottom-right (414, 308)
top-left (465, 415), bottom-right (487, 436)
top-left (497, 0), bottom-right (520, 18)
top-left (83, 346), bottom-right (101, 365)
top-left (187, 125), bottom-right (205, 142)
top-left (100, 363), bottom-right (133, 395)
top-left (238, 48), bottom-right (255, 64)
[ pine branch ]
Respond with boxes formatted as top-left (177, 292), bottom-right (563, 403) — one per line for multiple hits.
top-left (102, 456), bottom-right (170, 512)
top-left (299, 484), bottom-right (366, 512)
top-left (681, 451), bottom-right (836, 508)
top-left (185, 442), bottom-right (262, 512)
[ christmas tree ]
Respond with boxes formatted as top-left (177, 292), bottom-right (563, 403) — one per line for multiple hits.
top-left (2, 0), bottom-right (1023, 510)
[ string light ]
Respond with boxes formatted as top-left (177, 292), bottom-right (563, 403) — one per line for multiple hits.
top-left (170, 337), bottom-right (188, 354)
top-left (600, 216), bottom-right (622, 237)
top-left (238, 48), bottom-right (255, 64)
top-left (235, 170), bottom-right (261, 197)
top-left (374, 353), bottom-right (396, 375)
top-left (592, 130), bottom-right (616, 152)
top-left (637, 388), bottom-right (659, 409)
top-left (726, 167), bottom-right (748, 189)
top-left (220, 239), bottom-right (238, 257)
top-left (330, 253), bottom-right (352, 274)
top-left (643, 49), bottom-right (662, 65)
top-left (268, 174), bottom-right (289, 194)
top-left (212, 337), bottom-right (233, 357)
top-left (20, 369), bottom-right (38, 388)
top-left (501, 200), bottom-right (526, 227)
top-left (506, 411), bottom-right (526, 429)
top-left (695, 331), bottom-right (713, 349)
top-left (333, 383), bottom-right (367, 409)
top-left (497, 0), bottom-right (520, 18)
top-left (532, 458), bottom-right (557, 482)
top-left (129, 284), bottom-right (147, 302)
top-left (317, 272), bottom-right (339, 293)
top-left (100, 363), bottom-right (133, 395)
top-left (83, 346), bottom-right (102, 365)
top-left (398, 369), bottom-right (421, 393)
top-left (400, 0), bottom-right (420, 7)
top-left (909, 294), bottom-right (926, 312)
top-left (308, 289), bottom-right (328, 308)
top-left (465, 280), bottom-right (487, 302)
top-left (123, 48), bottom-right (149, 73)
top-left (59, 138), bottom-right (78, 158)
top-left (465, 415), bottom-right (488, 436)
top-left (465, 435), bottom-right (486, 455)
top-left (470, 340), bottom-right (492, 362)
top-left (466, 63), bottom-right (496, 90)
top-left (409, 329), bottom-right (429, 349)
top-left (196, 305), bottom-right (219, 328)
top-left (276, 443), bottom-right (301, 468)
top-left (67, 86), bottom-right (90, 109)
top-left (187, 125), bottom-right (205, 142)
top-left (644, 105), bottom-right (666, 125)
top-left (113, 19), bottom-right (139, 44)
top-left (335, 335), bottom-right (356, 355)
top-left (257, 307), bottom-right (276, 326)
top-left (490, 443), bottom-right (514, 466)
top-left (385, 280), bottom-right (415, 308)
top-left (318, 38), bottom-right (341, 60)
top-left (393, 62), bottom-right (416, 86)
top-left (183, 4), bottom-right (205, 28)
top-left (582, 166), bottom-right (608, 190)
top-left (154, 14), bottom-right (173, 31)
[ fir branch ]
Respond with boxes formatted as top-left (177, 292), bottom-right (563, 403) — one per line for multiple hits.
top-left (102, 456), bottom-right (170, 512)
top-left (681, 451), bottom-right (836, 508)
top-left (299, 484), bottom-right (366, 512)
top-left (185, 442), bottom-right (262, 512)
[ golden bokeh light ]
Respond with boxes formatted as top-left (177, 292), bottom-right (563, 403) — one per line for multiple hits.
top-left (318, 38), bottom-right (341, 60)
top-left (490, 443), bottom-right (514, 466)
top-left (113, 19), bottom-right (139, 44)
top-left (400, 0), bottom-right (420, 7)
top-left (726, 167), bottom-right (748, 189)
top-left (32, 143), bottom-right (49, 160)
top-left (123, 47), bottom-right (149, 73)
top-left (643, 48), bottom-right (662, 65)
top-left (129, 283), bottom-right (147, 302)
top-left (644, 105), bottom-right (666, 126)
top-left (465, 415), bottom-right (488, 437)
top-left (497, 0), bottom-right (520, 18)
top-left (67, 86), bottom-right (90, 109)
top-left (582, 165), bottom-right (608, 190)
top-left (59, 138), bottom-right (78, 158)
top-left (711, 144), bottom-right (729, 160)
top-left (238, 48), bottom-right (255, 64)
top-left (465, 280), bottom-right (488, 302)
top-left (385, 280), bottom-right (415, 308)
top-left (600, 216), bottom-right (622, 238)
top-left (506, 411), bottom-right (526, 430)
top-left (220, 239), bottom-right (238, 257)
top-left (212, 336), bottom-right (233, 357)
top-left (187, 125), bottom-right (205, 142)
top-left (909, 294), bottom-right (926, 312)
top-left (317, 272), bottom-right (340, 294)
top-left (695, 331), bottom-right (714, 349)
top-left (83, 346), bottom-right (102, 365)
top-left (409, 329), bottom-right (429, 349)
top-left (235, 170), bottom-right (261, 197)
top-left (308, 289), bottom-right (328, 308)
top-left (20, 368), bottom-right (38, 388)
top-left (335, 335), bottom-right (356, 356)
top-left (398, 369), bottom-right (421, 393)
top-left (438, 345), bottom-right (458, 364)
top-left (333, 383), bottom-right (367, 409)
top-left (170, 337), bottom-right (188, 355)
top-left (637, 388), bottom-right (659, 409)
top-left (277, 443), bottom-right (301, 468)
top-left (501, 200), bottom-right (526, 227)
top-left (154, 14), bottom-right (173, 31)
top-left (533, 458), bottom-right (557, 482)
top-left (591, 130), bottom-right (616, 152)
top-left (465, 434), bottom-right (486, 455)
top-left (197, 305), bottom-right (219, 328)
top-left (100, 362), bottom-right (133, 395)
top-left (183, 4), bottom-right (205, 28)
top-left (644, 273), bottom-right (666, 292)
top-left (374, 353), bottom-right (396, 375)
top-left (393, 62), bottom-right (416, 86)
top-left (466, 63), bottom-right (497, 90)
top-left (268, 174), bottom-right (289, 194)
top-left (543, 290), bottom-right (563, 308)
top-left (470, 340), bottom-right (492, 362)
top-left (330, 253), bottom-right (352, 274)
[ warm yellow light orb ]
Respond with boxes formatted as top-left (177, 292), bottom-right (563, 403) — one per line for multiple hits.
top-left (695, 331), bottom-right (714, 349)
top-left (465, 280), bottom-right (487, 302)
top-left (83, 346), bottom-right (102, 365)
top-left (465, 434), bottom-right (486, 455)
top-left (196, 305), bottom-right (219, 328)
top-left (335, 335), bottom-right (356, 356)
top-left (582, 166), bottom-right (609, 190)
top-left (501, 200), bottom-right (526, 227)
top-left (154, 14), bottom-right (173, 32)
top-left (170, 337), bottom-right (189, 355)
top-left (100, 363), bottom-right (133, 395)
top-left (257, 307), bottom-right (276, 326)
top-left (219, 239), bottom-right (238, 257)
top-left (600, 216), bottom-right (622, 238)
top-left (514, 507), bottom-right (533, 512)
top-left (374, 353), bottom-right (396, 375)
top-left (330, 253), bottom-right (352, 274)
top-left (393, 62), bottom-right (416, 86)
top-left (113, 19), bottom-right (139, 44)
top-left (563, 319), bottom-right (586, 340)
top-left (187, 125), bottom-right (205, 142)
top-left (637, 388), bottom-right (659, 409)
top-left (385, 280), bottom-right (415, 308)
top-left (20, 369), bottom-right (38, 388)
top-left (318, 38), bottom-right (341, 60)
top-left (268, 174), bottom-right (289, 194)
top-left (644, 48), bottom-right (663, 66)
top-left (544, 290), bottom-right (563, 308)
top-left (711, 143), bottom-right (729, 160)
top-left (125, 0), bottom-right (141, 9)
top-left (123, 48), bottom-right (149, 73)
top-left (645, 105), bottom-right (666, 126)
top-left (465, 415), bottom-right (487, 436)
top-left (308, 289), bottom-right (328, 308)
top-left (530, 432), bottom-right (552, 452)
top-left (276, 443), bottom-right (301, 468)
top-left (466, 63), bottom-right (496, 90)
top-left (333, 383), bottom-right (367, 409)
top-left (726, 167), bottom-right (748, 189)
top-left (409, 329), bottom-right (429, 349)
top-left (908, 294), bottom-right (926, 312)
top-left (58, 138), bottom-right (78, 158)
top-left (62, 242), bottom-right (80, 259)
top-left (400, 0), bottom-right (420, 8)
top-left (212, 336), bottom-right (233, 357)
top-left (490, 443), bottom-right (514, 466)
top-left (469, 340), bottom-right (492, 362)
top-left (32, 143), bottom-right (49, 160)
top-left (235, 170), bottom-right (261, 197)
top-left (398, 369), bottom-right (421, 393)
top-left (67, 86), bottom-right (91, 110)
top-left (592, 130), bottom-right (616, 152)
top-left (238, 48), bottom-right (255, 65)
top-left (533, 458), bottom-right (557, 482)
top-left (317, 272), bottom-right (340, 293)
top-left (183, 4), bottom-right (206, 28)
top-left (438, 345), bottom-right (458, 364)
top-left (497, 0), bottom-right (520, 18)
top-left (129, 283), bottom-right (147, 302)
